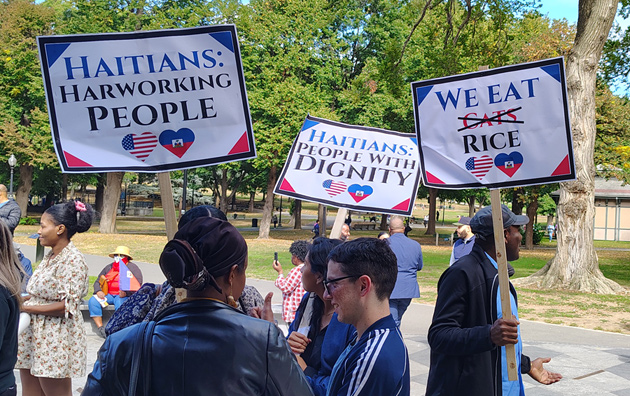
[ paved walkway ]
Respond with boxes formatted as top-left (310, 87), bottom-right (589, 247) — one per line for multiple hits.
top-left (14, 247), bottom-right (630, 396)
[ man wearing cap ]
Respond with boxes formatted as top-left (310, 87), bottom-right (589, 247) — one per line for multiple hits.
top-left (88, 246), bottom-right (143, 337)
top-left (449, 216), bottom-right (475, 265)
top-left (426, 204), bottom-right (561, 396)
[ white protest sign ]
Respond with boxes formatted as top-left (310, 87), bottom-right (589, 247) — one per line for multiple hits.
top-left (412, 57), bottom-right (575, 189)
top-left (38, 25), bottom-right (255, 173)
top-left (274, 115), bottom-right (421, 216)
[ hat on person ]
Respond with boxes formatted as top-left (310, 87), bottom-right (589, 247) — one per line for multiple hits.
top-left (109, 246), bottom-right (132, 260)
top-left (453, 216), bottom-right (471, 226)
top-left (470, 204), bottom-right (529, 238)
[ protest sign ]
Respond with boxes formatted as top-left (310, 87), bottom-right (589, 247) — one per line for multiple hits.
top-left (412, 57), bottom-right (575, 189)
top-left (274, 115), bottom-right (421, 216)
top-left (38, 25), bottom-right (255, 173)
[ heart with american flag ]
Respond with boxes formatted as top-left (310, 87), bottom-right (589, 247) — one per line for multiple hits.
top-left (465, 155), bottom-right (493, 180)
top-left (121, 132), bottom-right (158, 162)
top-left (322, 179), bottom-right (347, 197)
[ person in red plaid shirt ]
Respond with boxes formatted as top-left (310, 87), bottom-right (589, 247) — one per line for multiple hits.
top-left (273, 240), bottom-right (311, 323)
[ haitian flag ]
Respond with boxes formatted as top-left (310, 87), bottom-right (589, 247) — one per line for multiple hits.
top-left (119, 257), bottom-right (141, 291)
top-left (159, 128), bottom-right (195, 158)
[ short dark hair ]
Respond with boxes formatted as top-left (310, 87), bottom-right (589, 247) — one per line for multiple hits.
top-left (289, 240), bottom-right (311, 263)
top-left (327, 238), bottom-right (397, 301)
top-left (45, 200), bottom-right (94, 239)
top-left (308, 237), bottom-right (342, 278)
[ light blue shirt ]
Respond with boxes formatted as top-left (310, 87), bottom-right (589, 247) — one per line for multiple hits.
top-left (485, 253), bottom-right (524, 396)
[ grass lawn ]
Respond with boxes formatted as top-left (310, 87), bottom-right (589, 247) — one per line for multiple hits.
top-left (14, 219), bottom-right (630, 334)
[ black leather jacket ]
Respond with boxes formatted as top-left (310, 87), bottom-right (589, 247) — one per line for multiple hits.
top-left (83, 300), bottom-right (314, 396)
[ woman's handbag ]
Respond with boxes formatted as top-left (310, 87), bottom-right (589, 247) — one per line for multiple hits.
top-left (98, 275), bottom-right (109, 296)
top-left (128, 320), bottom-right (156, 396)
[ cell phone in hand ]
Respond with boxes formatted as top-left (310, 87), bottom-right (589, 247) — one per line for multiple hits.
top-left (274, 252), bottom-right (278, 261)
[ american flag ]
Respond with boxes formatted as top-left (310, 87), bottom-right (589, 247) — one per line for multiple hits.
top-left (465, 156), bottom-right (493, 179)
top-left (322, 179), bottom-right (347, 197)
top-left (122, 132), bottom-right (158, 162)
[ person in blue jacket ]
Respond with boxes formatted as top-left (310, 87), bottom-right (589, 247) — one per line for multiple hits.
top-left (286, 237), bottom-right (354, 396)
top-left (324, 238), bottom-right (410, 396)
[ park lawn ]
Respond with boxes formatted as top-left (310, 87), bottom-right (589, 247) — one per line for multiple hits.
top-left (14, 223), bottom-right (630, 334)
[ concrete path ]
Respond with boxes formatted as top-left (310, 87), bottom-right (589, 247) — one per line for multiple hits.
top-left (14, 247), bottom-right (630, 396)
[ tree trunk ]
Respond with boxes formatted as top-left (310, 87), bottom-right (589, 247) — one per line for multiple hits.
top-left (219, 170), bottom-right (229, 214)
top-left (512, 188), bottom-right (525, 215)
top-left (95, 174), bottom-right (105, 216)
top-left (15, 164), bottom-right (33, 216)
top-left (258, 166), bottom-right (277, 239)
top-left (61, 174), bottom-right (68, 201)
top-left (318, 204), bottom-right (327, 237)
top-left (468, 196), bottom-right (475, 217)
top-left (425, 188), bottom-right (437, 235)
top-left (98, 172), bottom-right (123, 234)
top-left (379, 214), bottom-right (388, 231)
top-left (524, 199), bottom-right (538, 250)
top-left (248, 191), bottom-right (255, 212)
top-left (515, 0), bottom-right (623, 294)
top-left (293, 199), bottom-right (302, 230)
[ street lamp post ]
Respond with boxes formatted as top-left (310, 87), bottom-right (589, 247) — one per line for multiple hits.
top-left (8, 154), bottom-right (16, 199)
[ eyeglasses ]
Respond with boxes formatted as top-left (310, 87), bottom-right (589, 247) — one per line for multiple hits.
top-left (323, 275), bottom-right (357, 294)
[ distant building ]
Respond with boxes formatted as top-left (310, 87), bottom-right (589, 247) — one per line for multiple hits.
top-left (553, 177), bottom-right (630, 241)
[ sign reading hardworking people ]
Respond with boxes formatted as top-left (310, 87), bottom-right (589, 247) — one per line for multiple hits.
top-left (274, 115), bottom-right (421, 216)
top-left (412, 57), bottom-right (575, 189)
top-left (38, 25), bottom-right (256, 173)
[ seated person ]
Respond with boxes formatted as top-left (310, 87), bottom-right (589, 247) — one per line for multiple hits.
top-left (88, 246), bottom-right (142, 338)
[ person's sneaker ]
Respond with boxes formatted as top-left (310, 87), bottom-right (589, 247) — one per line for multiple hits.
top-left (96, 326), bottom-right (107, 338)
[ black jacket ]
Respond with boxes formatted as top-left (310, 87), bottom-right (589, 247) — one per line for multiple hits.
top-left (83, 300), bottom-right (314, 396)
top-left (425, 243), bottom-right (530, 396)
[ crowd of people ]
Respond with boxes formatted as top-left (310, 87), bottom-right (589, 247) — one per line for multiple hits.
top-left (0, 197), bottom-right (565, 396)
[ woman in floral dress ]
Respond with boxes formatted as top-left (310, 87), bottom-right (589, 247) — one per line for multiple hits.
top-left (16, 200), bottom-right (94, 396)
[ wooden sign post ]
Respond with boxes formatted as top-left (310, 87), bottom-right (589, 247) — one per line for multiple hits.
top-left (158, 172), bottom-right (178, 241)
top-left (329, 208), bottom-right (348, 239)
top-left (490, 189), bottom-right (518, 380)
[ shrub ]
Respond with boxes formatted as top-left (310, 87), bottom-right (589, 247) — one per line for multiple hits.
top-left (520, 223), bottom-right (545, 245)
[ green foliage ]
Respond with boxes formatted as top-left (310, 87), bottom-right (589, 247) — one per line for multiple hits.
top-left (601, 1), bottom-right (630, 93)
top-left (595, 81), bottom-right (630, 183)
top-left (0, 0), bottom-right (57, 169)
top-left (520, 222), bottom-right (544, 245)
top-left (19, 216), bottom-right (38, 225)
top-left (537, 194), bottom-right (556, 216)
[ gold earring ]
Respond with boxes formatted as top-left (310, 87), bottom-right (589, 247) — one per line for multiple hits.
top-left (226, 285), bottom-right (238, 308)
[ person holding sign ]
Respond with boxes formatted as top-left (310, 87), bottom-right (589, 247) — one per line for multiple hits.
top-left (426, 205), bottom-right (561, 395)
top-left (88, 246), bottom-right (142, 338)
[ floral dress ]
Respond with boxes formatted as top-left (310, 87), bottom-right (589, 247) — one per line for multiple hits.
top-left (16, 241), bottom-right (89, 378)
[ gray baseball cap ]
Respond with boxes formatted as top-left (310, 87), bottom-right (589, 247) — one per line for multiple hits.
top-left (453, 216), bottom-right (471, 226)
top-left (470, 204), bottom-right (529, 238)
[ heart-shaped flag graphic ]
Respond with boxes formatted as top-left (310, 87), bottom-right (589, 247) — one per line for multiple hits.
top-left (159, 128), bottom-right (195, 158)
top-left (494, 152), bottom-right (523, 177)
top-left (121, 132), bottom-right (158, 162)
top-left (347, 184), bottom-right (373, 203)
top-left (322, 180), bottom-right (347, 197)
top-left (465, 155), bottom-right (493, 180)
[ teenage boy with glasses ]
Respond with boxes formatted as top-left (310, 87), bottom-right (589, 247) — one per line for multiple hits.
top-left (323, 238), bottom-right (410, 396)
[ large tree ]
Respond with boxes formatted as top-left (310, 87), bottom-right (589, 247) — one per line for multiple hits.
top-left (517, 0), bottom-right (624, 294)
top-left (0, 0), bottom-right (57, 215)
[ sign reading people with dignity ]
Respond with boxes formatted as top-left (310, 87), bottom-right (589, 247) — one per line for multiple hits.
top-left (38, 25), bottom-right (256, 173)
top-left (274, 115), bottom-right (421, 216)
top-left (412, 57), bottom-right (575, 189)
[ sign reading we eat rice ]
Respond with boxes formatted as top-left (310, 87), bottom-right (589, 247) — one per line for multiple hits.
top-left (412, 57), bottom-right (576, 189)
top-left (38, 25), bottom-right (255, 173)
